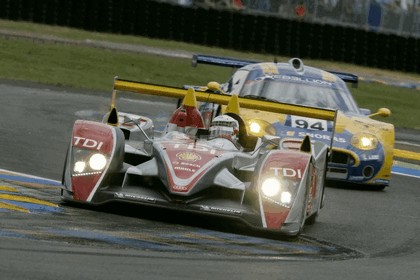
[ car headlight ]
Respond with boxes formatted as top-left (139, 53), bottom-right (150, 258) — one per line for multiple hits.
top-left (72, 149), bottom-right (108, 176)
top-left (89, 153), bottom-right (107, 170)
top-left (351, 133), bottom-right (378, 150)
top-left (261, 177), bottom-right (282, 197)
top-left (261, 177), bottom-right (294, 206)
top-left (73, 161), bottom-right (86, 173)
top-left (280, 191), bottom-right (292, 204)
top-left (250, 122), bottom-right (262, 134)
top-left (247, 119), bottom-right (276, 137)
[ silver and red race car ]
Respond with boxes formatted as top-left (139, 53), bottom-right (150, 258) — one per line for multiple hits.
top-left (61, 78), bottom-right (337, 236)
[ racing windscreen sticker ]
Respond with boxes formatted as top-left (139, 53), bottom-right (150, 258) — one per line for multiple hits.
top-left (289, 116), bottom-right (329, 132)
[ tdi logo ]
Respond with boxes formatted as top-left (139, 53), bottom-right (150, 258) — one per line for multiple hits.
top-left (270, 167), bottom-right (302, 179)
top-left (73, 136), bottom-right (104, 150)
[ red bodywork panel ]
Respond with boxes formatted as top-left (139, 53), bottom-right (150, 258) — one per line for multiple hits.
top-left (259, 150), bottom-right (311, 229)
top-left (159, 141), bottom-right (227, 193)
top-left (71, 121), bottom-right (115, 202)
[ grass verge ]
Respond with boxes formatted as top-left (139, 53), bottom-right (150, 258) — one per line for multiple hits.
top-left (0, 19), bottom-right (419, 130)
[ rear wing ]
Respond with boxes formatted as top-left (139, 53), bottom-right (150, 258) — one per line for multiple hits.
top-left (113, 78), bottom-right (336, 121)
top-left (112, 78), bottom-right (338, 150)
top-left (192, 54), bottom-right (358, 87)
top-left (192, 54), bottom-right (259, 69)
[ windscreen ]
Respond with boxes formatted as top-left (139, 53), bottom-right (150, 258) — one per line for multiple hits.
top-left (238, 77), bottom-right (360, 114)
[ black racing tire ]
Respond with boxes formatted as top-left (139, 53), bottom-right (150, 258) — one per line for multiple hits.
top-left (305, 153), bottom-right (328, 226)
top-left (305, 212), bottom-right (318, 225)
top-left (372, 185), bottom-right (386, 191)
top-left (320, 153), bottom-right (328, 209)
top-left (61, 143), bottom-right (70, 185)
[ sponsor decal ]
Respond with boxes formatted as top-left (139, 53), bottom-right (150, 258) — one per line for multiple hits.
top-left (200, 205), bottom-right (242, 215)
top-left (298, 131), bottom-right (346, 143)
top-left (171, 161), bottom-right (202, 173)
top-left (114, 192), bottom-right (156, 202)
top-left (172, 158), bottom-right (202, 173)
top-left (174, 166), bottom-right (196, 172)
top-left (180, 162), bottom-right (201, 168)
top-left (277, 75), bottom-right (333, 86)
top-left (290, 116), bottom-right (328, 132)
top-left (270, 167), bottom-right (303, 179)
top-left (255, 74), bottom-right (333, 87)
top-left (73, 136), bottom-right (104, 150)
top-left (172, 185), bottom-right (188, 191)
top-left (176, 151), bottom-right (201, 162)
top-left (360, 154), bottom-right (380, 161)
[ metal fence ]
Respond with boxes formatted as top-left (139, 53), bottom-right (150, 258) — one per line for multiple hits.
top-left (162, 0), bottom-right (420, 38)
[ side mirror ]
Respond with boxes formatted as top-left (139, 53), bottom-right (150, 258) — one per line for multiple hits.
top-left (369, 108), bottom-right (391, 118)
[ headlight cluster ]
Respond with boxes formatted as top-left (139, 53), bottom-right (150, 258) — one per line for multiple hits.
top-left (351, 133), bottom-right (378, 150)
top-left (261, 177), bottom-right (293, 206)
top-left (247, 119), bottom-right (276, 137)
top-left (72, 149), bottom-right (108, 176)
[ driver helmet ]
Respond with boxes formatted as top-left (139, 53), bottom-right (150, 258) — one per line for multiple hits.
top-left (209, 115), bottom-right (239, 143)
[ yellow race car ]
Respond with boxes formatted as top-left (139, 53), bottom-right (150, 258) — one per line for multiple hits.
top-left (192, 55), bottom-right (394, 190)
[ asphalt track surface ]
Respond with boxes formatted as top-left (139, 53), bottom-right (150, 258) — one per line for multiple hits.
top-left (0, 81), bottom-right (420, 280)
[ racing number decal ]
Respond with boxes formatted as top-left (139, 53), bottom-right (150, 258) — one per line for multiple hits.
top-left (290, 116), bottom-right (327, 131)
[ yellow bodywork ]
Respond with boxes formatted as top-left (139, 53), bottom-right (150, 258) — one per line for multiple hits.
top-left (335, 112), bottom-right (395, 184)
top-left (228, 106), bottom-right (395, 185)
top-left (113, 78), bottom-right (337, 121)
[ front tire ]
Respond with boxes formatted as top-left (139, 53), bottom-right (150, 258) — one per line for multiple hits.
top-left (305, 212), bottom-right (318, 225)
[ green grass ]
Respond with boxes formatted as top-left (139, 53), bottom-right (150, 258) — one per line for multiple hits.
top-left (0, 19), bottom-right (419, 130)
top-left (351, 83), bottom-right (420, 130)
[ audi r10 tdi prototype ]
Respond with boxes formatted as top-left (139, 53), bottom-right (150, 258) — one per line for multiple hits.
top-left (61, 78), bottom-right (337, 236)
top-left (191, 55), bottom-right (395, 189)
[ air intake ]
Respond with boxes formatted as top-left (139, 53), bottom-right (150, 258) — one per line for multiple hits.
top-left (288, 58), bottom-right (304, 73)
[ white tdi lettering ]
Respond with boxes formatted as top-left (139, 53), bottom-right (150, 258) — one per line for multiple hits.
top-left (270, 167), bottom-right (302, 178)
top-left (73, 136), bottom-right (104, 150)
